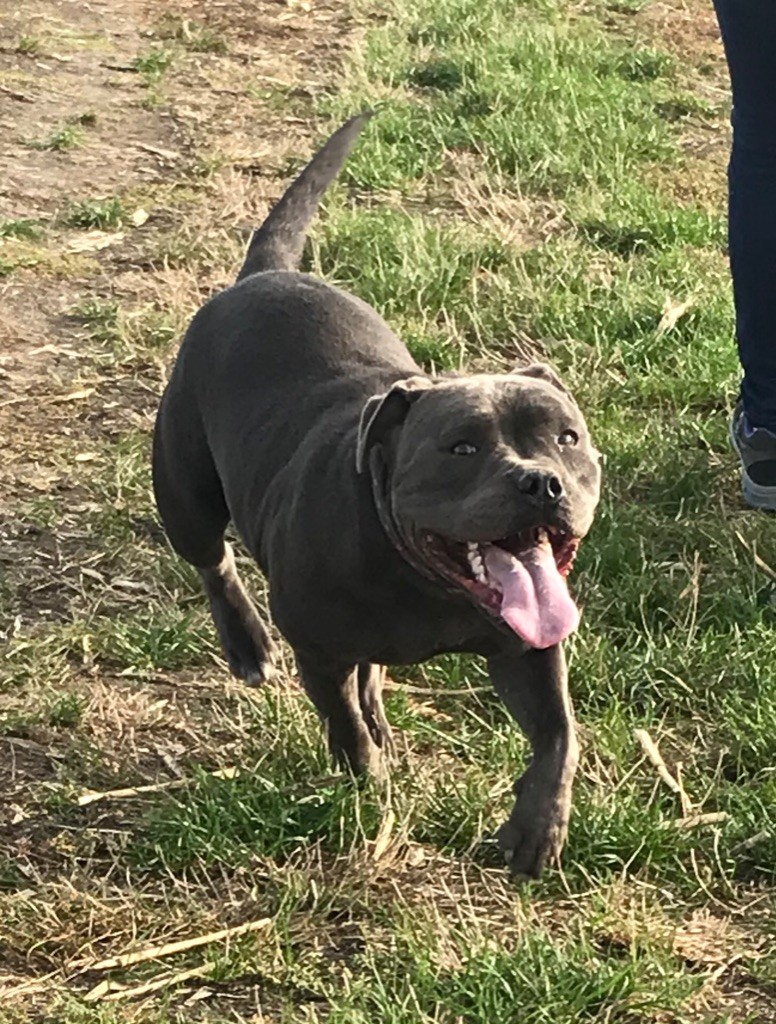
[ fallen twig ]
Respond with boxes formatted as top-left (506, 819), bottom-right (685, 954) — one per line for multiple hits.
top-left (77, 766), bottom-right (239, 806)
top-left (733, 829), bottom-right (771, 853)
top-left (100, 62), bottom-right (139, 72)
top-left (733, 529), bottom-right (776, 582)
top-left (85, 964), bottom-right (213, 1003)
top-left (371, 808), bottom-right (396, 862)
top-left (135, 141), bottom-right (181, 161)
top-left (1, 973), bottom-right (60, 999)
top-left (658, 812), bottom-right (729, 831)
top-left (72, 917), bottom-right (272, 973)
top-left (634, 729), bottom-right (693, 816)
top-left (383, 681), bottom-right (491, 696)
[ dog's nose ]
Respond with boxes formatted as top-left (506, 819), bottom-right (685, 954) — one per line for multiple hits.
top-left (546, 474), bottom-right (564, 501)
top-left (514, 469), bottom-right (564, 503)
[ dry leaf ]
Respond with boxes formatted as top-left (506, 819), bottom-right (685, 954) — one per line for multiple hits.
top-left (26, 472), bottom-right (60, 491)
top-left (372, 808), bottom-right (396, 862)
top-left (405, 844), bottom-right (426, 867)
top-left (406, 697), bottom-right (452, 722)
top-left (657, 295), bottom-right (694, 334)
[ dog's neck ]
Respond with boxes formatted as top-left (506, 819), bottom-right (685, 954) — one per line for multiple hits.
top-left (367, 446), bottom-right (437, 583)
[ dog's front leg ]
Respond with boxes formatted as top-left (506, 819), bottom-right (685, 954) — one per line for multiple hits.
top-left (487, 643), bottom-right (579, 878)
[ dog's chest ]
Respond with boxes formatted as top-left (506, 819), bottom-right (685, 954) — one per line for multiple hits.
top-left (269, 567), bottom-right (500, 665)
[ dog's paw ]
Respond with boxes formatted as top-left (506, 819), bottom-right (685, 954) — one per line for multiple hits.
top-left (218, 610), bottom-right (277, 686)
top-left (331, 736), bottom-right (387, 780)
top-left (241, 658), bottom-right (275, 687)
top-left (496, 797), bottom-right (570, 879)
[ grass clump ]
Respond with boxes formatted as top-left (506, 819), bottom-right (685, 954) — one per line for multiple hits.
top-left (65, 196), bottom-right (126, 230)
top-left (133, 48), bottom-right (174, 83)
top-left (325, 911), bottom-right (701, 1023)
top-left (16, 35), bottom-right (42, 56)
top-left (0, 218), bottom-right (43, 240)
top-left (30, 112), bottom-right (98, 152)
top-left (37, 124), bottom-right (84, 151)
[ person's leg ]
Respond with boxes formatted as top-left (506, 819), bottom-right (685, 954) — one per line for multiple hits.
top-left (714, 0), bottom-right (776, 435)
top-left (713, 0), bottom-right (776, 508)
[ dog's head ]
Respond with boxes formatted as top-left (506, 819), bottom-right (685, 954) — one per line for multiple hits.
top-left (357, 364), bottom-right (601, 649)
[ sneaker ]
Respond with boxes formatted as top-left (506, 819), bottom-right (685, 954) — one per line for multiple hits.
top-left (729, 401), bottom-right (776, 511)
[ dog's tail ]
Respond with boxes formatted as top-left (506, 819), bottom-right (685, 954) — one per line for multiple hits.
top-left (236, 112), bottom-right (372, 281)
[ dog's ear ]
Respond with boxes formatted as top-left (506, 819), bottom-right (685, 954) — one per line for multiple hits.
top-left (356, 376), bottom-right (433, 474)
top-left (514, 361), bottom-right (570, 396)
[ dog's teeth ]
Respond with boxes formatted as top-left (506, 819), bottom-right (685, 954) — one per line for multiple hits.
top-left (469, 556), bottom-right (487, 584)
top-left (466, 543), bottom-right (487, 583)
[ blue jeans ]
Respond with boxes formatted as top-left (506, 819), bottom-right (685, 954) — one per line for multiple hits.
top-left (713, 0), bottom-right (776, 432)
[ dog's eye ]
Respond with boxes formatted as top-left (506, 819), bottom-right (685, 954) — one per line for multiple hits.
top-left (557, 430), bottom-right (578, 447)
top-left (451, 441), bottom-right (479, 456)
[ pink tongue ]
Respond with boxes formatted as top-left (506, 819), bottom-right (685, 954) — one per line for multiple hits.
top-left (483, 542), bottom-right (580, 649)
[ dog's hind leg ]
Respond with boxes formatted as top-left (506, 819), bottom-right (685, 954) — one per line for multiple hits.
top-left (357, 663), bottom-right (394, 758)
top-left (296, 654), bottom-right (384, 777)
top-left (199, 544), bottom-right (276, 684)
top-left (153, 402), bottom-right (276, 685)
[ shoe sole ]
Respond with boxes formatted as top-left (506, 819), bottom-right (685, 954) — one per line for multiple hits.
top-left (729, 417), bottom-right (776, 512)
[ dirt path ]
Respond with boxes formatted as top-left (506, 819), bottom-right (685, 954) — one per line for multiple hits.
top-left (0, 0), bottom-right (351, 627)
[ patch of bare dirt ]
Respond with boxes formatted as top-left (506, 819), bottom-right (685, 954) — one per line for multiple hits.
top-left (0, 0), bottom-right (353, 615)
top-left (631, 0), bottom-right (730, 206)
top-left (635, 0), bottom-right (723, 68)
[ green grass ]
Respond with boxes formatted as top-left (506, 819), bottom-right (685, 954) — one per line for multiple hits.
top-left (139, 736), bottom-right (384, 869)
top-left (133, 48), bottom-right (174, 83)
top-left (132, 47), bottom-right (175, 109)
top-left (0, 217), bottom-right (43, 240)
top-left (16, 35), bottom-right (42, 56)
top-left (324, 913), bottom-right (703, 1023)
top-left (71, 296), bottom-right (181, 357)
top-left (322, 0), bottom-right (678, 196)
top-left (39, 124), bottom-right (84, 151)
top-left (64, 196), bottom-right (126, 229)
top-left (0, 693), bottom-right (85, 734)
top-left (29, 112), bottom-right (98, 152)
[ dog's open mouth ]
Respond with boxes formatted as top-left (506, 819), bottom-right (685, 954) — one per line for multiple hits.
top-left (417, 527), bottom-right (581, 649)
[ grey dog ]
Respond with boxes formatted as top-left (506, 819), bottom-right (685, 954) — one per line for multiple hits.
top-left (152, 114), bottom-right (601, 877)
